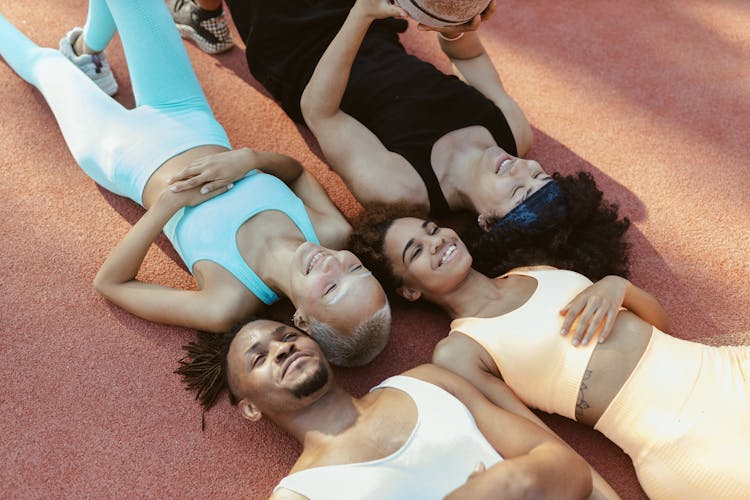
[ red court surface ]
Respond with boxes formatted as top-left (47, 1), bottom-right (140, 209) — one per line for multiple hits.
top-left (1, 1), bottom-right (748, 498)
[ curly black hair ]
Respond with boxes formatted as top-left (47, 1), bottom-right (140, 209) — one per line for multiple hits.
top-left (349, 202), bottom-right (430, 292)
top-left (464, 172), bottom-right (631, 281)
top-left (350, 173), bottom-right (630, 288)
top-left (174, 322), bottom-right (250, 413)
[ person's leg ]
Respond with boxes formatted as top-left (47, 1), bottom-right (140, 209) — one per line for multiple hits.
top-left (167, 0), bottom-right (233, 54)
top-left (58, 0), bottom-right (119, 96)
top-left (0, 11), bottom-right (132, 197)
top-left (102, 0), bottom-right (210, 112)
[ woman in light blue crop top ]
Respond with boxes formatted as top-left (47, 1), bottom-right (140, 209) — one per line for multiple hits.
top-left (0, 0), bottom-right (390, 366)
top-left (350, 210), bottom-right (750, 499)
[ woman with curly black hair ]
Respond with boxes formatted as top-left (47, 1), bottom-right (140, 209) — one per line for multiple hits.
top-left (464, 171), bottom-right (631, 281)
top-left (349, 211), bottom-right (750, 500)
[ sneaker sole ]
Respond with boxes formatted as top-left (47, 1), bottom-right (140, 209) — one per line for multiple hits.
top-left (175, 24), bottom-right (233, 55)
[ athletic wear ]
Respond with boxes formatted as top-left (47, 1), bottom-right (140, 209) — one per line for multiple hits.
top-left (59, 26), bottom-right (118, 96)
top-left (451, 269), bottom-right (598, 419)
top-left (168, 0), bottom-right (234, 54)
top-left (274, 375), bottom-right (503, 499)
top-left (0, 1), bottom-right (316, 304)
top-left (452, 268), bottom-right (750, 498)
top-left (164, 171), bottom-right (319, 305)
top-left (225, 0), bottom-right (517, 215)
top-left (594, 329), bottom-right (750, 499)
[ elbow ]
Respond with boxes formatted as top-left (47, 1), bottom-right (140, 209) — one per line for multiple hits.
top-left (92, 271), bottom-right (113, 299)
top-left (203, 300), bottom-right (249, 334)
top-left (300, 86), bottom-right (323, 126)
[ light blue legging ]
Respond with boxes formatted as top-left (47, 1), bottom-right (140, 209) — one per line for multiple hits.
top-left (0, 0), bottom-right (230, 205)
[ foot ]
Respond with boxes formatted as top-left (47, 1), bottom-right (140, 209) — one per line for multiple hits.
top-left (168, 0), bottom-right (234, 54)
top-left (59, 27), bottom-right (119, 96)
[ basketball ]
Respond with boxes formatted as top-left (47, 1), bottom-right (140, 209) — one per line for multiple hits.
top-left (395, 0), bottom-right (492, 27)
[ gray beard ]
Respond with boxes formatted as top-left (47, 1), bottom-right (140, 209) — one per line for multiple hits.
top-left (291, 361), bottom-right (329, 399)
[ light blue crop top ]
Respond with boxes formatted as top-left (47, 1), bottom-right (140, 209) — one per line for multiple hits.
top-left (162, 171), bottom-right (319, 304)
top-left (274, 375), bottom-right (503, 499)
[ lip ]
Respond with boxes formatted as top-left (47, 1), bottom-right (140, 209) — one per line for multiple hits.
top-left (298, 243), bottom-right (327, 275)
top-left (306, 251), bottom-right (326, 275)
top-left (494, 155), bottom-right (514, 176)
top-left (281, 351), bottom-right (309, 379)
top-left (438, 242), bottom-right (459, 267)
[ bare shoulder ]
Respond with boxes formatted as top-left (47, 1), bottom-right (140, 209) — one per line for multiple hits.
top-left (400, 364), bottom-right (473, 397)
top-left (506, 265), bottom-right (557, 273)
top-left (269, 488), bottom-right (308, 500)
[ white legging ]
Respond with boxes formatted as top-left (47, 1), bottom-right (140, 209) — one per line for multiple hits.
top-left (0, 0), bottom-right (230, 204)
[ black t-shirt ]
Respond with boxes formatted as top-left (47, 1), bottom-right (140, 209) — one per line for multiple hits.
top-left (226, 0), bottom-right (517, 214)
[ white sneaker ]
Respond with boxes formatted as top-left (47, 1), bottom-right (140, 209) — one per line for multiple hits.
top-left (59, 27), bottom-right (118, 96)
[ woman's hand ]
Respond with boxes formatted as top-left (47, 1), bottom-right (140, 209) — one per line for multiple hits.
top-left (559, 275), bottom-right (629, 346)
top-left (167, 148), bottom-right (257, 195)
top-left (160, 179), bottom-right (234, 209)
top-left (352, 0), bottom-right (407, 21)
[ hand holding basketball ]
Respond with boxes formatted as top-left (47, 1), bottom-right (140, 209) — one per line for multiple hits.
top-left (396, 0), bottom-right (494, 28)
top-left (353, 0), bottom-right (408, 21)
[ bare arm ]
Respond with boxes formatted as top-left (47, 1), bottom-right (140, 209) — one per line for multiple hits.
top-left (560, 275), bottom-right (670, 346)
top-left (423, 3), bottom-right (533, 155)
top-left (433, 334), bottom-right (620, 500)
top-left (93, 187), bottom-right (247, 332)
top-left (299, 0), bottom-right (425, 206)
top-left (409, 364), bottom-right (592, 499)
top-left (167, 148), bottom-right (348, 243)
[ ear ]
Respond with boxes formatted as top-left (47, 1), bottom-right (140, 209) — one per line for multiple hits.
top-left (239, 399), bottom-right (262, 422)
top-left (396, 286), bottom-right (421, 302)
top-left (477, 214), bottom-right (491, 232)
top-left (293, 309), bottom-right (311, 333)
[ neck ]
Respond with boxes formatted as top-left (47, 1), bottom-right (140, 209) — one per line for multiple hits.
top-left (274, 384), bottom-right (362, 448)
top-left (256, 236), bottom-right (304, 297)
top-left (426, 269), bottom-right (505, 319)
top-left (432, 129), bottom-right (492, 212)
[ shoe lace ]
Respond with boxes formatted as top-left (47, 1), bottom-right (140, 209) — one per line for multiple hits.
top-left (91, 54), bottom-right (103, 74)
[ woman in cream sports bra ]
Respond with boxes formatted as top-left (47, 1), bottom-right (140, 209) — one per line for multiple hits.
top-left (350, 209), bottom-right (750, 500)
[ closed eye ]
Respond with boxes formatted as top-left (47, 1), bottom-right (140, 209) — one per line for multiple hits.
top-left (282, 333), bottom-right (297, 342)
top-left (349, 265), bottom-right (363, 272)
top-left (252, 354), bottom-right (266, 368)
top-left (324, 283), bottom-right (337, 295)
top-left (410, 245), bottom-right (423, 263)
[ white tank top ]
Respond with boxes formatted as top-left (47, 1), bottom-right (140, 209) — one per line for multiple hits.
top-left (274, 375), bottom-right (503, 499)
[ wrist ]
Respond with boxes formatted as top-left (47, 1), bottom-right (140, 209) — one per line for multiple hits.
top-left (438, 31), bottom-right (465, 42)
top-left (350, 3), bottom-right (377, 24)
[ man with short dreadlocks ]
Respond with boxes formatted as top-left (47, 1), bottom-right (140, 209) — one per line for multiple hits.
top-left (176, 318), bottom-right (593, 499)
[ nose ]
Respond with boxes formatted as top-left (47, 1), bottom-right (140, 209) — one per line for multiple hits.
top-left (509, 159), bottom-right (529, 177)
top-left (273, 339), bottom-right (295, 364)
top-left (319, 253), bottom-right (344, 274)
top-left (426, 234), bottom-right (445, 255)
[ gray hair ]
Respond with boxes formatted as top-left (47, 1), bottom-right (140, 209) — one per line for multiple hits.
top-left (309, 302), bottom-right (392, 367)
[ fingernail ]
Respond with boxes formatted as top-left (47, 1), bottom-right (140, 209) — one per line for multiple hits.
top-left (169, 185), bottom-right (177, 192)
top-left (227, 183), bottom-right (234, 190)
top-left (572, 339), bottom-right (579, 346)
top-left (599, 337), bottom-right (605, 344)
top-left (201, 187), bottom-right (208, 194)
top-left (560, 329), bottom-right (566, 336)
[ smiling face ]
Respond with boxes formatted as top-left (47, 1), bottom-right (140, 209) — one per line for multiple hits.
top-left (471, 146), bottom-right (552, 221)
top-left (382, 218), bottom-right (473, 299)
top-left (289, 242), bottom-right (388, 335)
top-left (227, 319), bottom-right (332, 418)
